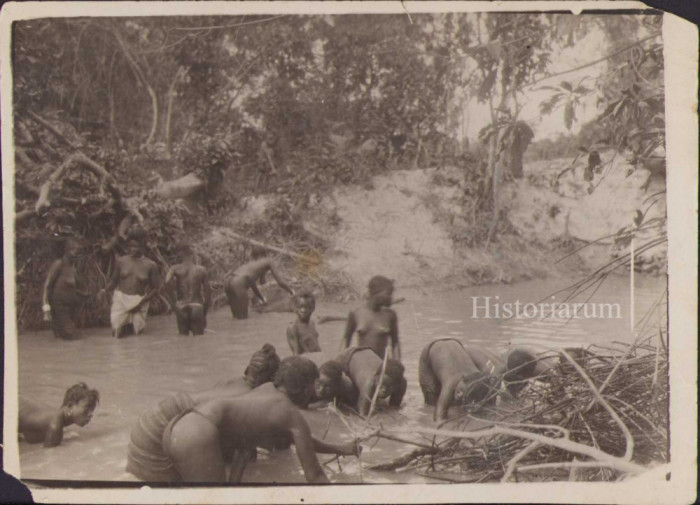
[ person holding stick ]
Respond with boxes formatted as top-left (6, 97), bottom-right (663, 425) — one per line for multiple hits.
top-left (335, 347), bottom-right (406, 416)
top-left (98, 227), bottom-right (160, 338)
top-left (340, 276), bottom-right (401, 361)
top-left (224, 246), bottom-right (294, 320)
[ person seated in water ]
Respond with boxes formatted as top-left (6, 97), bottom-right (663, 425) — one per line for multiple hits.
top-left (335, 347), bottom-right (406, 416)
top-left (164, 244), bottom-right (211, 336)
top-left (137, 357), bottom-right (361, 483)
top-left (127, 343), bottom-right (281, 482)
top-left (287, 292), bottom-right (321, 355)
top-left (341, 275), bottom-right (401, 361)
top-left (42, 237), bottom-right (92, 340)
top-left (19, 383), bottom-right (99, 447)
top-left (224, 246), bottom-right (294, 320)
top-left (98, 227), bottom-right (160, 338)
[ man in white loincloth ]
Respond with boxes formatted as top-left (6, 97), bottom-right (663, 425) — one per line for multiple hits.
top-left (99, 227), bottom-right (160, 338)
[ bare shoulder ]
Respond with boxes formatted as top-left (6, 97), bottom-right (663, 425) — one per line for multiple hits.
top-left (195, 265), bottom-right (208, 276)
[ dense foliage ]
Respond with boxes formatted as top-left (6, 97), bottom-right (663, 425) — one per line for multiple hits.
top-left (11, 12), bottom-right (665, 329)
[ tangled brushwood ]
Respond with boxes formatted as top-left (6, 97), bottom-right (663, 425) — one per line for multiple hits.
top-left (363, 335), bottom-right (668, 483)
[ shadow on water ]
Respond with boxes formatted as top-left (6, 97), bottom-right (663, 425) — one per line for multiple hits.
top-left (16, 274), bottom-right (665, 484)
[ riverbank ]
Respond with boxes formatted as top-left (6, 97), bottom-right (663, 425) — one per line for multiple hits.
top-left (226, 154), bottom-right (665, 299)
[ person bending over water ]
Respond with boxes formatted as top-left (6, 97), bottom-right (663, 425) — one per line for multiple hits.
top-left (225, 246), bottom-right (294, 320)
top-left (341, 276), bottom-right (401, 361)
top-left (165, 244), bottom-right (211, 336)
top-left (302, 353), bottom-right (358, 407)
top-left (287, 292), bottom-right (321, 355)
top-left (19, 383), bottom-right (99, 447)
top-left (127, 344), bottom-right (281, 482)
top-left (335, 347), bottom-right (406, 416)
top-left (153, 357), bottom-right (360, 483)
top-left (42, 237), bottom-right (91, 340)
top-left (419, 340), bottom-right (547, 421)
top-left (418, 339), bottom-right (498, 422)
top-left (98, 228), bottom-right (160, 338)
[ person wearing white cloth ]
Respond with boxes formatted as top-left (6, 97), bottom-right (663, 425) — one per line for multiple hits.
top-left (98, 227), bottom-right (160, 338)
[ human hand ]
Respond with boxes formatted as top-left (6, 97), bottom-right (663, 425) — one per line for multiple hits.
top-left (342, 439), bottom-right (363, 457)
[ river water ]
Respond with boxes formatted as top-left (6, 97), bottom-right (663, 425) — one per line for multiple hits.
top-left (15, 274), bottom-right (666, 485)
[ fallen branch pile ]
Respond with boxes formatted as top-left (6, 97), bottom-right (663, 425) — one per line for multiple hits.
top-left (363, 337), bottom-right (668, 483)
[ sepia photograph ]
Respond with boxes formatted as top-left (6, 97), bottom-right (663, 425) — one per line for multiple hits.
top-left (1, 1), bottom-right (696, 503)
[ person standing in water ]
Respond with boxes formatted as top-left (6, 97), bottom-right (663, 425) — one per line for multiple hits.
top-left (165, 244), bottom-right (211, 336)
top-left (287, 292), bottom-right (321, 355)
top-left (340, 275), bottom-right (401, 361)
top-left (19, 383), bottom-right (99, 447)
top-left (42, 237), bottom-right (91, 340)
top-left (224, 246), bottom-right (294, 320)
top-left (98, 227), bottom-right (160, 338)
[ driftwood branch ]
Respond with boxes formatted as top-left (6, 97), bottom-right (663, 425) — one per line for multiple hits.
top-left (383, 425), bottom-right (646, 475)
top-left (560, 349), bottom-right (635, 462)
top-left (215, 228), bottom-right (320, 264)
top-left (366, 350), bottom-right (389, 422)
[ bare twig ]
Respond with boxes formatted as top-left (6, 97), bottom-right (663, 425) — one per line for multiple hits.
top-left (501, 442), bottom-right (540, 483)
top-left (367, 351), bottom-right (389, 422)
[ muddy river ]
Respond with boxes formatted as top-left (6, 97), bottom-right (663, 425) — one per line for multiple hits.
top-left (15, 274), bottom-right (665, 485)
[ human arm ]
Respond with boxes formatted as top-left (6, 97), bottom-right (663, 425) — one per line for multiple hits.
top-left (269, 264), bottom-right (294, 296)
top-left (98, 259), bottom-right (121, 303)
top-left (43, 415), bottom-right (64, 448)
top-left (164, 267), bottom-right (177, 310)
top-left (202, 271), bottom-right (212, 316)
top-left (311, 437), bottom-right (362, 457)
top-left (42, 260), bottom-right (62, 308)
top-left (247, 276), bottom-right (266, 304)
top-left (389, 376), bottom-right (407, 407)
top-left (390, 311), bottom-right (401, 362)
top-left (435, 380), bottom-right (458, 422)
top-left (287, 411), bottom-right (329, 483)
top-left (287, 325), bottom-right (301, 355)
top-left (130, 263), bottom-right (161, 312)
top-left (340, 311), bottom-right (357, 351)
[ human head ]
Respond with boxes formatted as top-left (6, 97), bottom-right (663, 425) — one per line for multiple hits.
top-left (454, 371), bottom-right (497, 406)
top-left (315, 360), bottom-right (344, 401)
top-left (126, 227), bottom-right (147, 257)
top-left (293, 292), bottom-right (316, 321)
top-left (251, 246), bottom-right (267, 260)
top-left (63, 237), bottom-right (83, 260)
top-left (177, 243), bottom-right (194, 263)
top-left (503, 348), bottom-right (538, 396)
top-left (367, 275), bottom-right (394, 307)
top-left (244, 343), bottom-right (281, 388)
top-left (62, 383), bottom-right (100, 426)
top-left (273, 356), bottom-right (319, 407)
top-left (374, 359), bottom-right (404, 399)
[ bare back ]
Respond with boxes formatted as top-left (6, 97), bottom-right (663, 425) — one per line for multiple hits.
top-left (170, 264), bottom-right (208, 304)
top-left (233, 258), bottom-right (271, 284)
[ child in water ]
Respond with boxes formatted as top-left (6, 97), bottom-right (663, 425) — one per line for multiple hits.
top-left (19, 383), bottom-right (100, 447)
top-left (341, 275), bottom-right (401, 361)
top-left (287, 292), bottom-right (321, 355)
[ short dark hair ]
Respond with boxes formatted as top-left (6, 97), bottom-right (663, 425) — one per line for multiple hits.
top-left (126, 227), bottom-right (147, 244)
top-left (380, 359), bottom-right (405, 382)
top-left (319, 360), bottom-right (343, 383)
top-left (274, 356), bottom-right (319, 406)
top-left (368, 275), bottom-right (393, 296)
top-left (62, 383), bottom-right (100, 410)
